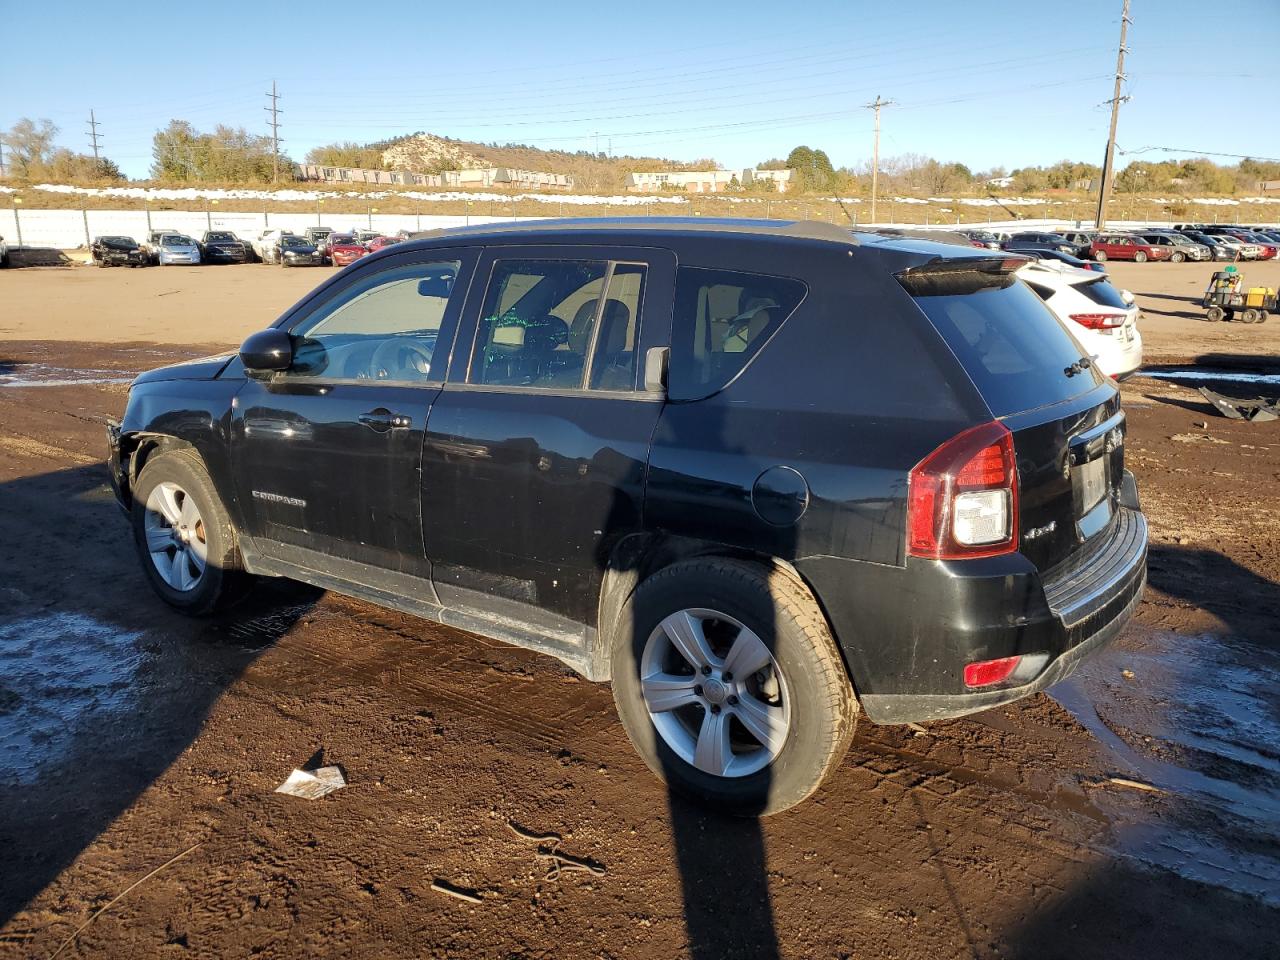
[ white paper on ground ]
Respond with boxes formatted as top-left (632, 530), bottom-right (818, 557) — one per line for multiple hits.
top-left (274, 766), bottom-right (346, 799)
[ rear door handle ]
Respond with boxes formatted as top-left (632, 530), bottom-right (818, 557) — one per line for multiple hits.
top-left (359, 408), bottom-right (412, 432)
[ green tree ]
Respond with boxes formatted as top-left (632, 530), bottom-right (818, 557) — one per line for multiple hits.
top-left (786, 145), bottom-right (837, 193)
top-left (304, 141), bottom-right (387, 169)
top-left (151, 120), bottom-right (284, 183)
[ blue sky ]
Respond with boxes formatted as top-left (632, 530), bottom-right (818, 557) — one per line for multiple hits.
top-left (3, 0), bottom-right (1277, 182)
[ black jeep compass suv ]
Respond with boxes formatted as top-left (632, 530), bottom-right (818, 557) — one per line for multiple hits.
top-left (107, 218), bottom-right (1147, 814)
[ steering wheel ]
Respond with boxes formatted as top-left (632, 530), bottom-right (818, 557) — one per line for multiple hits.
top-left (369, 337), bottom-right (433, 380)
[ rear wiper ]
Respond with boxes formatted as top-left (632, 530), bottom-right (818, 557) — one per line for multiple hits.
top-left (1064, 357), bottom-right (1093, 377)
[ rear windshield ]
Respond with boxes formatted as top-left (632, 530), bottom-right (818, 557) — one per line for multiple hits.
top-left (1076, 277), bottom-right (1129, 309)
top-left (912, 280), bottom-right (1101, 417)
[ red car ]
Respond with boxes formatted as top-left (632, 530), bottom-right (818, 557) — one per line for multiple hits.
top-left (327, 234), bottom-right (368, 267)
top-left (1089, 233), bottom-right (1173, 263)
top-left (365, 235), bottom-right (402, 253)
top-left (1225, 231), bottom-right (1279, 260)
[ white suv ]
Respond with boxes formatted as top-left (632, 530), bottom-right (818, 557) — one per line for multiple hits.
top-left (252, 229), bottom-right (296, 262)
top-left (1017, 260), bottom-right (1142, 380)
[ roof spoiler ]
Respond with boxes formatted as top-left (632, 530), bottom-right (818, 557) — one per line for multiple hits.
top-left (896, 255), bottom-right (1031, 297)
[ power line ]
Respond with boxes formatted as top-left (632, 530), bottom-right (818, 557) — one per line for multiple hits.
top-left (1119, 145), bottom-right (1280, 163)
top-left (864, 96), bottom-right (894, 223)
top-left (265, 80), bottom-right (283, 183)
top-left (1094, 0), bottom-right (1131, 228)
top-left (87, 109), bottom-right (103, 169)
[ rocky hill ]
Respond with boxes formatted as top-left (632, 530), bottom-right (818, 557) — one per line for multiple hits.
top-left (380, 134), bottom-right (488, 173)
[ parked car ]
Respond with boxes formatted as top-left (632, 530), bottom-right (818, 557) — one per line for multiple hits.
top-left (1178, 230), bottom-right (1238, 261)
top-left (326, 233), bottom-right (368, 267)
top-left (199, 230), bottom-right (249, 264)
top-left (251, 229), bottom-right (296, 262)
top-left (1136, 231), bottom-right (1210, 263)
top-left (0, 234), bottom-right (8, 267)
top-left (960, 230), bottom-right (1001, 249)
top-left (107, 219), bottom-right (1147, 814)
top-left (1016, 260), bottom-right (1142, 380)
top-left (90, 236), bottom-right (148, 268)
top-left (304, 226), bottom-right (334, 250)
top-left (1005, 247), bottom-right (1106, 273)
top-left (354, 229), bottom-right (381, 246)
top-left (1232, 232), bottom-right (1279, 260)
top-left (141, 228), bottom-right (177, 264)
top-left (1058, 230), bottom-right (1098, 252)
top-left (365, 235), bottom-right (402, 253)
top-left (154, 233), bottom-right (202, 266)
top-left (1198, 229), bottom-right (1263, 260)
top-left (271, 234), bottom-right (324, 266)
top-left (1089, 233), bottom-right (1171, 263)
top-left (1003, 231), bottom-right (1084, 257)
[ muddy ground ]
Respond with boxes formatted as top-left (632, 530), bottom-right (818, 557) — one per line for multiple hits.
top-left (1, 262), bottom-right (1278, 959)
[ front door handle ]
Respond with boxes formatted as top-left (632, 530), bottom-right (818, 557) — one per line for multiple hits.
top-left (359, 408), bottom-right (412, 432)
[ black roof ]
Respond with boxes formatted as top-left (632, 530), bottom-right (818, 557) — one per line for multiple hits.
top-left (410, 216), bottom-right (861, 248)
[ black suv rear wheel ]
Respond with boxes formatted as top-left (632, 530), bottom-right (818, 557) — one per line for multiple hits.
top-left (611, 558), bottom-right (857, 815)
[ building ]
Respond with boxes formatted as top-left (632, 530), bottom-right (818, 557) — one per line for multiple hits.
top-left (294, 164), bottom-right (574, 190)
top-left (984, 175), bottom-right (1016, 189)
top-left (626, 168), bottom-right (792, 194)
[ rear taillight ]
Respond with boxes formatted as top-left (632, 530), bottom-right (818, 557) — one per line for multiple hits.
top-left (908, 421), bottom-right (1018, 560)
top-left (1070, 313), bottom-right (1126, 330)
top-left (963, 656), bottom-right (1021, 688)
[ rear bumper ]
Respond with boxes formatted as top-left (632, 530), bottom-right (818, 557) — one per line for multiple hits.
top-left (798, 497), bottom-right (1148, 725)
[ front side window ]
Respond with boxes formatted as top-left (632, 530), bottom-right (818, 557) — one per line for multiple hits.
top-left (287, 260), bottom-right (461, 382)
top-left (469, 259), bottom-right (649, 392)
top-left (668, 266), bottom-right (807, 400)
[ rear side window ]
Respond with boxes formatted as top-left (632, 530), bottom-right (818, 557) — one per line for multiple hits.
top-left (912, 280), bottom-right (1101, 418)
top-left (669, 266), bottom-right (806, 399)
top-left (1077, 277), bottom-right (1129, 309)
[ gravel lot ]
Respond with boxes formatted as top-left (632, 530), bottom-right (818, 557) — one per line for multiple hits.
top-left (1, 259), bottom-right (1278, 959)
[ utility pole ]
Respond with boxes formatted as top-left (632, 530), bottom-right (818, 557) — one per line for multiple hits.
top-left (86, 109), bottom-right (103, 171)
top-left (1094, 0), bottom-right (1131, 229)
top-left (265, 80), bottom-right (283, 184)
top-left (0, 141), bottom-right (6, 179)
top-left (864, 95), bottom-right (893, 224)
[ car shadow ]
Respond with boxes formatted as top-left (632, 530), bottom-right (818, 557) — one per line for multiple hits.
top-left (608, 399), bottom-right (789, 959)
top-left (0, 462), bottom-right (320, 926)
top-left (1145, 542), bottom-right (1280, 647)
top-left (7, 247), bottom-right (75, 268)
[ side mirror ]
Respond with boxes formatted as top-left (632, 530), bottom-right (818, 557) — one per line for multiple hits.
top-left (239, 328), bottom-right (293, 373)
top-left (644, 346), bottom-right (669, 395)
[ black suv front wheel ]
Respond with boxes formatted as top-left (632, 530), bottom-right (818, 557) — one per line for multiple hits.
top-left (611, 558), bottom-right (857, 815)
top-left (131, 450), bottom-right (252, 615)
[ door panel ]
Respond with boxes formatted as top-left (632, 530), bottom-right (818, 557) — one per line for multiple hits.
top-left (231, 250), bottom-right (475, 578)
top-left (422, 245), bottom-right (676, 635)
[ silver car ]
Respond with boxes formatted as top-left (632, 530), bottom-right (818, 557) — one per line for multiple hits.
top-left (1139, 232), bottom-right (1210, 263)
top-left (157, 234), bottom-right (202, 266)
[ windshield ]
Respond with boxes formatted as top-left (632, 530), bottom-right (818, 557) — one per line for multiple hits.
top-left (100, 237), bottom-right (136, 248)
top-left (330, 235), bottom-right (356, 245)
top-left (912, 279), bottom-right (1101, 418)
top-left (161, 235), bottom-right (193, 246)
top-left (281, 236), bottom-right (310, 247)
top-left (207, 232), bottom-right (236, 242)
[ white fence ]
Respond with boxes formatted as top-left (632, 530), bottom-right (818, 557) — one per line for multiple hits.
top-left (0, 209), bottom-right (527, 250)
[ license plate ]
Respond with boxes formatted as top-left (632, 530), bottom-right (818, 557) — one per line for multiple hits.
top-left (1076, 457), bottom-right (1107, 513)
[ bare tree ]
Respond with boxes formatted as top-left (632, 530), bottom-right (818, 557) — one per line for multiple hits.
top-left (1, 118), bottom-right (59, 177)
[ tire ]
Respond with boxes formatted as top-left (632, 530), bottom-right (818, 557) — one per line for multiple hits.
top-left (610, 558), bottom-right (857, 816)
top-left (131, 449), bottom-right (252, 615)
top-left (1094, 250), bottom-right (1107, 262)
top-left (1242, 308), bottom-right (1260, 324)
top-left (1134, 251), bottom-right (1148, 263)
top-left (1206, 306), bottom-right (1225, 322)
top-left (1170, 251), bottom-right (1185, 263)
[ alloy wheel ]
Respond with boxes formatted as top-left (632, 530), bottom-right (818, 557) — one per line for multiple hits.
top-left (143, 481), bottom-right (208, 592)
top-left (640, 608), bottom-right (791, 778)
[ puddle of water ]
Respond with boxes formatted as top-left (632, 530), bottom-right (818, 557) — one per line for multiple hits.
top-left (0, 613), bottom-right (144, 784)
top-left (0, 363), bottom-right (135, 388)
top-left (1051, 629), bottom-right (1280, 904)
top-left (1141, 368), bottom-right (1280, 388)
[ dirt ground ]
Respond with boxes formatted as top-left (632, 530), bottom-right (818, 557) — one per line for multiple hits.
top-left (1, 260), bottom-right (1278, 959)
